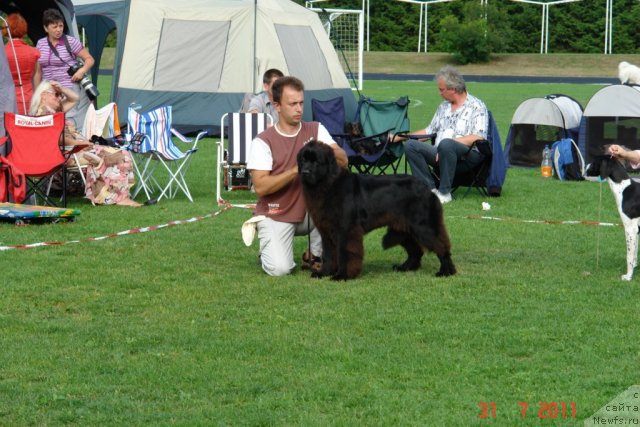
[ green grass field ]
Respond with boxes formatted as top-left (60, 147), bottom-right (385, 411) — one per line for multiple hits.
top-left (1, 75), bottom-right (638, 426)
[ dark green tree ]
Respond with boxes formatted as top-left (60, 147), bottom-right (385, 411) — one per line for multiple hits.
top-left (435, 1), bottom-right (512, 63)
top-left (293, 0), bottom-right (640, 54)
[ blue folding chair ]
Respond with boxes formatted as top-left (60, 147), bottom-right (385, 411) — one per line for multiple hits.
top-left (128, 105), bottom-right (206, 202)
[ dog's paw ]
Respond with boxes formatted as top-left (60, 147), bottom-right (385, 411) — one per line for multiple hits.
top-left (435, 257), bottom-right (457, 277)
top-left (621, 273), bottom-right (633, 281)
top-left (436, 265), bottom-right (457, 277)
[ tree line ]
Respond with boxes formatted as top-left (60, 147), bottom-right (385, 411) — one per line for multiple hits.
top-left (296, 0), bottom-right (640, 57)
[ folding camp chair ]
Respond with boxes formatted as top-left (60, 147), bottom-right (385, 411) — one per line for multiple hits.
top-left (2, 112), bottom-right (69, 207)
top-left (350, 96), bottom-right (410, 174)
top-left (59, 102), bottom-right (124, 197)
top-left (127, 105), bottom-right (206, 202)
top-left (311, 97), bottom-right (348, 142)
top-left (311, 96), bottom-right (409, 175)
top-left (216, 112), bottom-right (272, 205)
top-left (83, 102), bottom-right (122, 140)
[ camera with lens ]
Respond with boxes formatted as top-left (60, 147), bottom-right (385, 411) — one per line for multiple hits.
top-left (67, 59), bottom-right (100, 101)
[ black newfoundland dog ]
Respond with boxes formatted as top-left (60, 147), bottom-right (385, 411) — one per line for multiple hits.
top-left (298, 140), bottom-right (456, 280)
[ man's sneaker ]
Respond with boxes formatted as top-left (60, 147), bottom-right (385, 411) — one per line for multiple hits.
top-left (433, 190), bottom-right (452, 204)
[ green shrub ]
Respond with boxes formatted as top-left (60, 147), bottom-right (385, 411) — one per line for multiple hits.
top-left (436, 2), bottom-right (511, 64)
top-left (439, 15), bottom-right (491, 64)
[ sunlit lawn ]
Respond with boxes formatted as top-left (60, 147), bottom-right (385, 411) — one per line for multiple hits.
top-left (0, 77), bottom-right (636, 426)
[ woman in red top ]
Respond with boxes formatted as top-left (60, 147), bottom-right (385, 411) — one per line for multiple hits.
top-left (3, 13), bottom-right (41, 115)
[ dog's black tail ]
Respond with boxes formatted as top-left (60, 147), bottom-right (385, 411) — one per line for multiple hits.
top-left (429, 195), bottom-right (444, 229)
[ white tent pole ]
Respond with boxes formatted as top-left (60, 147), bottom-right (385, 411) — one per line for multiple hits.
top-left (544, 4), bottom-right (549, 53)
top-left (608, 0), bottom-right (613, 54)
top-left (253, 0), bottom-right (257, 91)
top-left (358, 8), bottom-right (364, 90)
top-left (424, 4), bottom-right (429, 52)
top-left (604, 0), bottom-right (609, 53)
top-left (540, 4), bottom-right (545, 53)
top-left (417, 3), bottom-right (423, 52)
top-left (366, 0), bottom-right (370, 51)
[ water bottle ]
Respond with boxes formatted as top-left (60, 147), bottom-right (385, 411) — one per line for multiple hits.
top-left (541, 145), bottom-right (553, 177)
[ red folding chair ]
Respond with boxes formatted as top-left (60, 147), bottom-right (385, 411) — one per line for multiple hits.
top-left (2, 112), bottom-right (68, 207)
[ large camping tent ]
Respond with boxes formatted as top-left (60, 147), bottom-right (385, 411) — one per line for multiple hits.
top-left (504, 94), bottom-right (583, 167)
top-left (578, 84), bottom-right (640, 163)
top-left (74, 0), bottom-right (357, 131)
top-left (3, 0), bottom-right (357, 131)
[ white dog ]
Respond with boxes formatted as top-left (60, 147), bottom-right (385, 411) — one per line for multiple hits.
top-left (618, 61), bottom-right (640, 85)
top-left (585, 156), bottom-right (640, 280)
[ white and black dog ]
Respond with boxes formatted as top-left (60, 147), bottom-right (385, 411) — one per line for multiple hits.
top-left (586, 155), bottom-right (640, 280)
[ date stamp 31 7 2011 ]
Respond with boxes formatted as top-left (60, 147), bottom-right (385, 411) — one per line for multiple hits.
top-left (478, 401), bottom-right (577, 420)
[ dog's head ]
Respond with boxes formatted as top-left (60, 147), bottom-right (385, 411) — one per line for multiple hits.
top-left (585, 155), bottom-right (629, 183)
top-left (344, 122), bottom-right (363, 138)
top-left (297, 140), bottom-right (341, 186)
top-left (349, 135), bottom-right (386, 156)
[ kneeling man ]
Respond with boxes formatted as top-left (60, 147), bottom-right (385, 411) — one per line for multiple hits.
top-left (247, 76), bottom-right (348, 276)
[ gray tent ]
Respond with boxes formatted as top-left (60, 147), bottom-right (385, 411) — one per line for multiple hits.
top-left (578, 84), bottom-right (640, 163)
top-left (504, 94), bottom-right (583, 167)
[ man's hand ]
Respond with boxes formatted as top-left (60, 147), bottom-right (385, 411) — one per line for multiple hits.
top-left (331, 143), bottom-right (348, 168)
top-left (251, 166), bottom-right (298, 197)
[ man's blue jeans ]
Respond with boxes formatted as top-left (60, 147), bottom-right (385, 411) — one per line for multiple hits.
top-left (404, 138), bottom-right (485, 194)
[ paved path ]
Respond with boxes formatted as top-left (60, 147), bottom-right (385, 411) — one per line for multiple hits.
top-left (100, 69), bottom-right (617, 84)
top-left (364, 73), bottom-right (618, 85)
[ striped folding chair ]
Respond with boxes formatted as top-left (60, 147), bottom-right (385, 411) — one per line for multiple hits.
top-left (216, 112), bottom-right (272, 205)
top-left (127, 105), bottom-right (207, 202)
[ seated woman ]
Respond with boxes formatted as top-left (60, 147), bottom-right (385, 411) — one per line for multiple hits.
top-left (30, 80), bottom-right (142, 207)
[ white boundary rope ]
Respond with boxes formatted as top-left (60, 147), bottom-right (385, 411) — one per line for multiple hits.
top-left (0, 202), bottom-right (620, 252)
top-left (0, 205), bottom-right (235, 252)
top-left (449, 215), bottom-right (620, 228)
